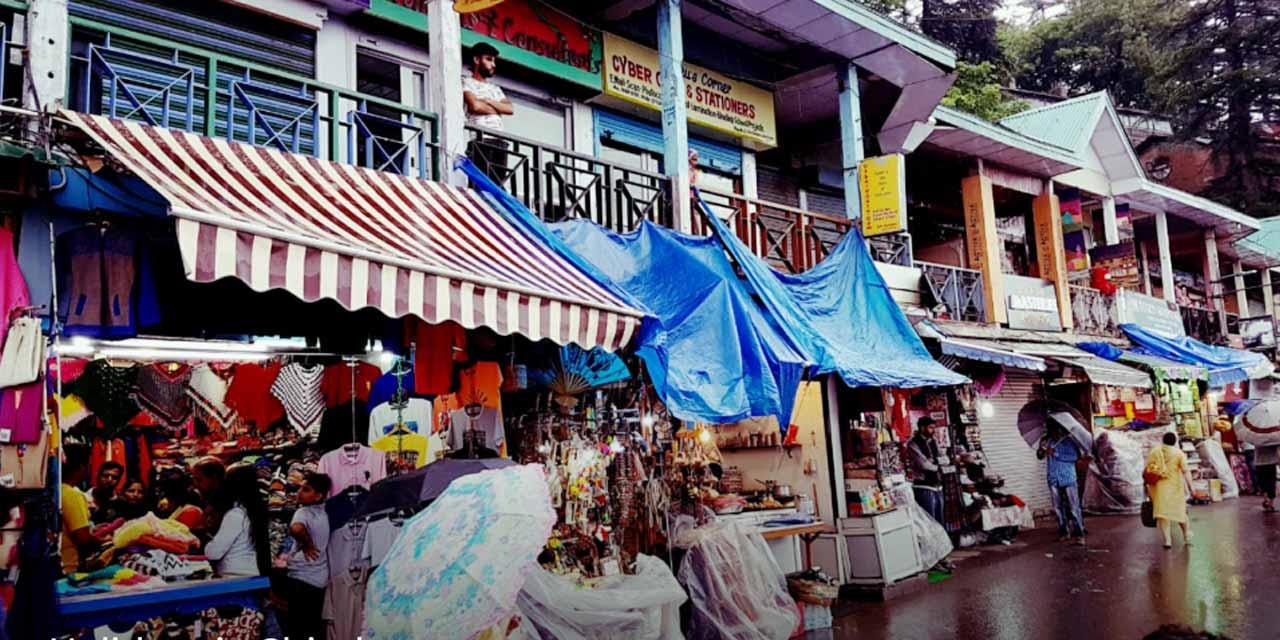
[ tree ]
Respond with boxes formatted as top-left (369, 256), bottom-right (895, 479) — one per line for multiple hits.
top-left (1152, 0), bottom-right (1280, 217)
top-left (1001, 0), bottom-right (1168, 110)
top-left (857, 0), bottom-right (912, 24)
top-left (921, 0), bottom-right (1004, 64)
top-left (940, 62), bottom-right (1030, 120)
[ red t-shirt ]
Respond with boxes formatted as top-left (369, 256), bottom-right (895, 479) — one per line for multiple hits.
top-left (321, 361), bottom-right (382, 407)
top-left (409, 320), bottom-right (467, 396)
top-left (225, 362), bottom-right (286, 431)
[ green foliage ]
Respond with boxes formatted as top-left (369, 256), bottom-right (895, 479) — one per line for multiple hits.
top-left (921, 0), bottom-right (1004, 64)
top-left (940, 62), bottom-right (1030, 121)
top-left (1001, 0), bottom-right (1168, 110)
top-left (857, 0), bottom-right (911, 23)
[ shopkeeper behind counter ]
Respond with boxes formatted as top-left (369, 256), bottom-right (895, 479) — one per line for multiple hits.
top-left (61, 444), bottom-right (108, 574)
top-left (908, 418), bottom-right (946, 526)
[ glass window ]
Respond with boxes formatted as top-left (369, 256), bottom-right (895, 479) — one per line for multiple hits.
top-left (505, 92), bottom-right (568, 149)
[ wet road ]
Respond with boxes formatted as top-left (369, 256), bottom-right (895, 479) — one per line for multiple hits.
top-left (831, 497), bottom-right (1280, 640)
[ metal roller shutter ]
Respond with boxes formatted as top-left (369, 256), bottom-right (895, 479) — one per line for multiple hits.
top-left (805, 188), bottom-right (847, 217)
top-left (980, 371), bottom-right (1053, 516)
top-left (757, 164), bottom-right (800, 207)
top-left (594, 109), bottom-right (743, 175)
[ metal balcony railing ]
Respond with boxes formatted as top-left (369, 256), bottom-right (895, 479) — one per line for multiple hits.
top-left (919, 262), bottom-right (986, 323)
top-left (464, 126), bottom-right (672, 233)
top-left (866, 232), bottom-right (913, 267)
top-left (67, 23), bottom-right (440, 179)
top-left (693, 188), bottom-right (853, 273)
top-left (1180, 305), bottom-right (1229, 346)
top-left (1070, 285), bottom-right (1120, 337)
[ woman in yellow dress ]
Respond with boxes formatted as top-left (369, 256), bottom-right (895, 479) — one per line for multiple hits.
top-left (1146, 432), bottom-right (1194, 549)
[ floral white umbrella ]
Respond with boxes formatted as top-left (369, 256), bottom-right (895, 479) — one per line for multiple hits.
top-left (364, 464), bottom-right (556, 639)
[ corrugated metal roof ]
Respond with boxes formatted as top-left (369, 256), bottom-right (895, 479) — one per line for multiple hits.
top-left (999, 93), bottom-right (1108, 153)
top-left (929, 106), bottom-right (1084, 177)
top-left (1235, 216), bottom-right (1280, 265)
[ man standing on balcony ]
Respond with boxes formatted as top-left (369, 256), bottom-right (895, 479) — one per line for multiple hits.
top-left (463, 42), bottom-right (514, 183)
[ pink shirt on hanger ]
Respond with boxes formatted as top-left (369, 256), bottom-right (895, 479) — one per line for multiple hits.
top-left (317, 445), bottom-right (387, 497)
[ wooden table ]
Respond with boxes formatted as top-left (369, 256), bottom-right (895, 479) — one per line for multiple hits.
top-left (761, 523), bottom-right (836, 568)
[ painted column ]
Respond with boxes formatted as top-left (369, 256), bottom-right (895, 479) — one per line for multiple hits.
top-left (25, 0), bottom-right (70, 113)
top-left (1101, 196), bottom-right (1119, 245)
top-left (1233, 260), bottom-right (1249, 318)
top-left (1156, 211), bottom-right (1174, 304)
top-left (656, 0), bottom-right (692, 233)
top-left (1203, 228), bottom-right (1228, 336)
top-left (962, 175), bottom-right (1007, 325)
top-left (1263, 268), bottom-right (1276, 324)
top-left (839, 63), bottom-right (865, 221)
top-left (1140, 241), bottom-right (1153, 296)
top-left (428, 0), bottom-right (466, 185)
top-left (1033, 191), bottom-right (1073, 329)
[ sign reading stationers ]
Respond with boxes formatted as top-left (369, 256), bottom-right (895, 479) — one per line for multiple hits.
top-left (859, 154), bottom-right (907, 236)
top-left (600, 33), bottom-right (777, 148)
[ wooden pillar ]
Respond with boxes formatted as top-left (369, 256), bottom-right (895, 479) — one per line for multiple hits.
top-left (1203, 229), bottom-right (1228, 335)
top-left (1156, 211), bottom-right (1174, 303)
top-left (962, 175), bottom-right (1007, 325)
top-left (657, 0), bottom-right (692, 233)
top-left (1264, 268), bottom-right (1276, 322)
top-left (1233, 260), bottom-right (1249, 318)
top-left (1033, 191), bottom-right (1073, 329)
top-left (839, 63), bottom-right (864, 221)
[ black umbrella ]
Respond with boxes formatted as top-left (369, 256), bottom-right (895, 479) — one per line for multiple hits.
top-left (1017, 400), bottom-right (1092, 452)
top-left (354, 458), bottom-right (515, 519)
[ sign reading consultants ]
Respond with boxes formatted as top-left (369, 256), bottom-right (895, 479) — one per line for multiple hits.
top-left (859, 154), bottom-right (907, 236)
top-left (600, 33), bottom-right (777, 148)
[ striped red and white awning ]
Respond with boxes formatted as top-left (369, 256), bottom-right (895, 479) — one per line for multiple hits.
top-left (62, 112), bottom-right (644, 351)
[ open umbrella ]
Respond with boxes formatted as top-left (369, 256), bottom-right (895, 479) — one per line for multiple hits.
top-left (1237, 399), bottom-right (1280, 447)
top-left (353, 458), bottom-right (515, 519)
top-left (1017, 400), bottom-right (1092, 451)
top-left (364, 464), bottom-right (555, 640)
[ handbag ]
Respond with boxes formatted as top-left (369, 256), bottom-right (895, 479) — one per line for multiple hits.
top-left (1143, 446), bottom-right (1169, 486)
top-left (1140, 498), bottom-right (1157, 528)
top-left (0, 317), bottom-right (44, 388)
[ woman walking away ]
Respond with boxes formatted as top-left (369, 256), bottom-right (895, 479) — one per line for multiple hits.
top-left (1146, 432), bottom-right (1194, 549)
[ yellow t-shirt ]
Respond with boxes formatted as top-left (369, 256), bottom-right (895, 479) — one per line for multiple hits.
top-left (61, 484), bottom-right (91, 574)
top-left (372, 432), bottom-right (431, 470)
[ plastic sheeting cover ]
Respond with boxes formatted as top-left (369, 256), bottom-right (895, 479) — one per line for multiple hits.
top-left (1083, 427), bottom-right (1173, 514)
top-left (889, 483), bottom-right (954, 568)
top-left (551, 220), bottom-right (808, 427)
top-left (1197, 439), bottom-right (1240, 499)
top-left (674, 518), bottom-right (799, 640)
top-left (698, 198), bottom-right (969, 389)
top-left (1120, 323), bottom-right (1274, 387)
top-left (516, 554), bottom-right (686, 640)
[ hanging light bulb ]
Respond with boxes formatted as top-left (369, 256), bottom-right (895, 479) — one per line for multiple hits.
top-left (698, 428), bottom-right (711, 443)
top-left (979, 399), bottom-right (995, 418)
top-left (641, 414), bottom-right (656, 429)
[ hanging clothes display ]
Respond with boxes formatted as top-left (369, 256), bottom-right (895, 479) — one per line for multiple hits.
top-left (321, 361), bottom-right (382, 408)
top-left (133, 364), bottom-right (194, 429)
top-left (187, 363), bottom-right (237, 432)
top-left (367, 366), bottom-right (425, 414)
top-left (225, 361), bottom-right (285, 431)
top-left (368, 398), bottom-right (433, 443)
top-left (71, 360), bottom-right (141, 433)
top-left (270, 363), bottom-right (326, 440)
top-left (409, 320), bottom-right (467, 396)
top-left (0, 380), bottom-right (45, 444)
top-left (457, 362), bottom-right (503, 409)
top-left (446, 406), bottom-right (504, 453)
top-left (317, 445), bottom-right (387, 497)
top-left (57, 224), bottom-right (159, 338)
top-left (0, 227), bottom-right (30, 349)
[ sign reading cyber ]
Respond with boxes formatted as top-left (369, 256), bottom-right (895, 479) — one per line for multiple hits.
top-left (600, 33), bottom-right (777, 148)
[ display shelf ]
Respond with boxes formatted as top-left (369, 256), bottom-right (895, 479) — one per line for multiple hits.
top-left (719, 443), bottom-right (802, 452)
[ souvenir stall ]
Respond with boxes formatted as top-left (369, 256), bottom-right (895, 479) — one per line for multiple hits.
top-left (25, 115), bottom-right (649, 638)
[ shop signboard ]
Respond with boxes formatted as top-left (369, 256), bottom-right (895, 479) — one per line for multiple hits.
top-left (1114, 289), bottom-right (1185, 337)
top-left (859, 154), bottom-right (907, 236)
top-left (366, 0), bottom-right (603, 90)
top-left (1005, 274), bottom-right (1062, 331)
top-left (599, 33), bottom-right (777, 148)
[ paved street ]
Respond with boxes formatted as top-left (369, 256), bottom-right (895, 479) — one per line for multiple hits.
top-left (830, 497), bottom-right (1280, 640)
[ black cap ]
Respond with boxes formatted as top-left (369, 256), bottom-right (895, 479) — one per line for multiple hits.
top-left (471, 42), bottom-right (500, 58)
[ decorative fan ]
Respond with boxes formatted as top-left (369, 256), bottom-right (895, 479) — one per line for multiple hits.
top-left (532, 345), bottom-right (632, 408)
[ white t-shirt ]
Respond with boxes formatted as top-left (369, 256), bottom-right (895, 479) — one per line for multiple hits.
top-left (368, 398), bottom-right (433, 444)
top-left (462, 74), bottom-right (506, 131)
top-left (446, 406), bottom-right (505, 452)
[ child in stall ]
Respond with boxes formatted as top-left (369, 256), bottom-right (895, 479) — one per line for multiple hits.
top-left (284, 472), bottom-right (331, 640)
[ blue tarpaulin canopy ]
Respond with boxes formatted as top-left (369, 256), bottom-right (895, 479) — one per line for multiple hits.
top-left (551, 220), bottom-right (808, 427)
top-left (1119, 323), bottom-right (1274, 388)
top-left (696, 198), bottom-right (968, 390)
